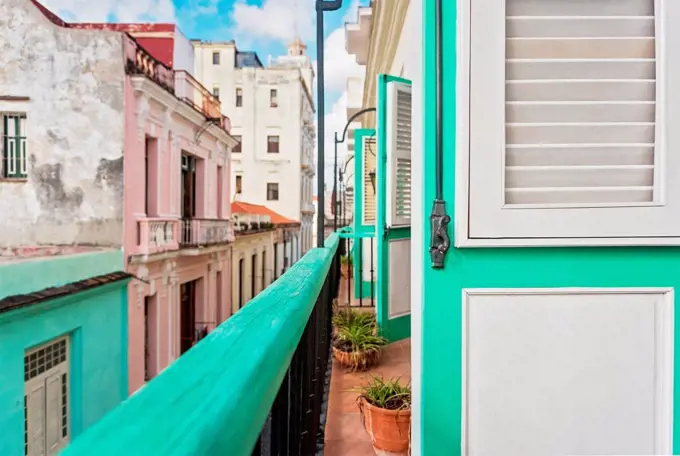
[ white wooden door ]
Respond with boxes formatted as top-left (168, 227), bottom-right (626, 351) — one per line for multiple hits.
top-left (462, 288), bottom-right (674, 455)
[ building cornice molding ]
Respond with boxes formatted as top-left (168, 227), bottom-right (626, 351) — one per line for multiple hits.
top-left (130, 75), bottom-right (235, 146)
top-left (361, 0), bottom-right (410, 128)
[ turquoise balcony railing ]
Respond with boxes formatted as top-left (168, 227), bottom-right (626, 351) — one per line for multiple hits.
top-left (61, 234), bottom-right (342, 456)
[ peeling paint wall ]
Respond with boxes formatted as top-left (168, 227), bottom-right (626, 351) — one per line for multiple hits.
top-left (0, 0), bottom-right (125, 247)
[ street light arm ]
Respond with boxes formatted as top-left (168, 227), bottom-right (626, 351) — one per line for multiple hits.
top-left (339, 107), bottom-right (377, 143)
top-left (342, 155), bottom-right (354, 174)
top-left (316, 0), bottom-right (343, 11)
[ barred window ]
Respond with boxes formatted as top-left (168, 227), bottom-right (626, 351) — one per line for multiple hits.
top-left (2, 113), bottom-right (27, 179)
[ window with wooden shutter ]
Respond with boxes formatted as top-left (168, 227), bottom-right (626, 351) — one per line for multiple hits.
top-left (2, 113), bottom-right (27, 179)
top-left (362, 136), bottom-right (377, 225)
top-left (465, 0), bottom-right (680, 245)
top-left (386, 82), bottom-right (412, 228)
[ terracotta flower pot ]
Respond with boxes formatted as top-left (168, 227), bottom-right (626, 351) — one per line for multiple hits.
top-left (332, 345), bottom-right (381, 371)
top-left (359, 398), bottom-right (411, 456)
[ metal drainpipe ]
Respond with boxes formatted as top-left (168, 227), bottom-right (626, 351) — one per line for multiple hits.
top-left (428, 0), bottom-right (451, 269)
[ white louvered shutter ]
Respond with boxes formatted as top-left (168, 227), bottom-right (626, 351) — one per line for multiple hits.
top-left (361, 136), bottom-right (377, 225)
top-left (386, 82), bottom-right (412, 228)
top-left (27, 384), bottom-right (46, 456)
top-left (45, 373), bottom-right (62, 454)
top-left (468, 0), bottom-right (680, 242)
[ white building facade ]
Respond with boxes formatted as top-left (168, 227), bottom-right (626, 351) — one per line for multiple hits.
top-left (193, 39), bottom-right (316, 255)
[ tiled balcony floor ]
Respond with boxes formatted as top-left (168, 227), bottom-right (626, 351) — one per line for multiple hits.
top-left (337, 276), bottom-right (377, 308)
top-left (324, 339), bottom-right (411, 456)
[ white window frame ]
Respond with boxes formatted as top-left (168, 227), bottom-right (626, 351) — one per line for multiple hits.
top-left (24, 336), bottom-right (70, 456)
top-left (455, 0), bottom-right (680, 247)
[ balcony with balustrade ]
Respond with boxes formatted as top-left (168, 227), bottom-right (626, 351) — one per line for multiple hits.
top-left (124, 35), bottom-right (231, 133)
top-left (175, 71), bottom-right (231, 132)
top-left (180, 218), bottom-right (235, 252)
top-left (136, 218), bottom-right (180, 256)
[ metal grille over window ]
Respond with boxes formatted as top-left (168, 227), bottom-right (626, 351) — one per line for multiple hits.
top-left (24, 339), bottom-right (66, 381)
top-left (2, 113), bottom-right (27, 179)
top-left (504, 0), bottom-right (656, 206)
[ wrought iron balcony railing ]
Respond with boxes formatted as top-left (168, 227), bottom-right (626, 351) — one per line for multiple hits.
top-left (180, 218), bottom-right (234, 247)
top-left (61, 234), bottom-right (342, 456)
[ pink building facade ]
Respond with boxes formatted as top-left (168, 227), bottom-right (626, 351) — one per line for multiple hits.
top-left (122, 36), bottom-right (237, 392)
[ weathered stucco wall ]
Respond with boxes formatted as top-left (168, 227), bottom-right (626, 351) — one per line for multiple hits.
top-left (0, 0), bottom-right (125, 247)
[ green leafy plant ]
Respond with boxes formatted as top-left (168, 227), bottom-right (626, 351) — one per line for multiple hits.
top-left (332, 309), bottom-right (376, 330)
top-left (357, 376), bottom-right (411, 411)
top-left (340, 255), bottom-right (353, 265)
top-left (337, 323), bottom-right (386, 353)
top-left (333, 320), bottom-right (386, 370)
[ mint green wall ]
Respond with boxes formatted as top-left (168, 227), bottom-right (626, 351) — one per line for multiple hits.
top-left (0, 249), bottom-right (124, 300)
top-left (0, 267), bottom-right (129, 455)
top-left (422, 1), bottom-right (680, 454)
top-left (353, 129), bottom-right (377, 300)
top-left (376, 74), bottom-right (411, 342)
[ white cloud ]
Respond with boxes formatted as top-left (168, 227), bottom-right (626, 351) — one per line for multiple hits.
top-left (315, 90), bottom-right (353, 193)
top-left (322, 26), bottom-right (363, 92)
top-left (230, 0), bottom-right (316, 45)
top-left (40, 0), bottom-right (176, 22)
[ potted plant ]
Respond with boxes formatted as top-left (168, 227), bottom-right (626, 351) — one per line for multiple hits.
top-left (332, 318), bottom-right (386, 371)
top-left (357, 376), bottom-right (411, 456)
top-left (332, 309), bottom-right (376, 340)
top-left (340, 254), bottom-right (353, 278)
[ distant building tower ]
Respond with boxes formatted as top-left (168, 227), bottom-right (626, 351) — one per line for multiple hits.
top-left (288, 37), bottom-right (306, 57)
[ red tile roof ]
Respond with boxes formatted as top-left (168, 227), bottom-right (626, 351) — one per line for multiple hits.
top-left (231, 202), bottom-right (300, 225)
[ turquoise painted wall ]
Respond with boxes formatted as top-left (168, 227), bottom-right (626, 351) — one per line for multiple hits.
top-left (0, 249), bottom-right (124, 300)
top-left (422, 1), bottom-right (680, 454)
top-left (0, 256), bottom-right (129, 456)
top-left (353, 128), bottom-right (377, 300)
top-left (376, 74), bottom-right (411, 342)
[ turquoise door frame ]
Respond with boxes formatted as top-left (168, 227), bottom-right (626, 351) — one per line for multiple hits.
top-left (421, 0), bottom-right (680, 454)
top-left (353, 128), bottom-right (377, 300)
top-left (376, 74), bottom-right (412, 342)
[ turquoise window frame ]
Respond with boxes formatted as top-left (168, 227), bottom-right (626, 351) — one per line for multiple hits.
top-left (376, 74), bottom-right (412, 342)
top-left (352, 128), bottom-right (378, 300)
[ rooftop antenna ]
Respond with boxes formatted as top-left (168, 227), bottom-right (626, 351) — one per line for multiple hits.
top-left (292, 0), bottom-right (300, 43)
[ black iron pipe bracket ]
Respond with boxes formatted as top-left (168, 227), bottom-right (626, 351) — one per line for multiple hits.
top-left (429, 199), bottom-right (450, 269)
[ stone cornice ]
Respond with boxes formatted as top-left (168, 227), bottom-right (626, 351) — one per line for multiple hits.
top-left (131, 75), bottom-right (236, 146)
top-left (361, 0), bottom-right (410, 128)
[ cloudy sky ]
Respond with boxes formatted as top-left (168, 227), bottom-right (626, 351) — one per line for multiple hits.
top-left (40, 0), bottom-right (367, 192)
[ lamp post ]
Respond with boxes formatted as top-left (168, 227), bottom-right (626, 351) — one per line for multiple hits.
top-left (316, 0), bottom-right (343, 247)
top-left (333, 107), bottom-right (377, 230)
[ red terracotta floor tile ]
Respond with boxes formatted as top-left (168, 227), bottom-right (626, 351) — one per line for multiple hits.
top-left (324, 339), bottom-right (411, 456)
